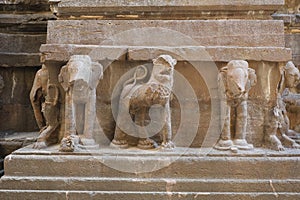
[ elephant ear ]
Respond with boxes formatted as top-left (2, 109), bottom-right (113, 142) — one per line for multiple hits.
top-left (218, 67), bottom-right (228, 99)
top-left (58, 65), bottom-right (69, 91)
top-left (89, 62), bottom-right (103, 89)
top-left (247, 68), bottom-right (257, 89)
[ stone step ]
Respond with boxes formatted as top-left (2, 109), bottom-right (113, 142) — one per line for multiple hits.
top-left (0, 176), bottom-right (299, 193)
top-left (0, 190), bottom-right (299, 200)
top-left (4, 147), bottom-right (300, 179)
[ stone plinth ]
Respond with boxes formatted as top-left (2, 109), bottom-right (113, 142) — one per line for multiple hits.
top-left (0, 146), bottom-right (299, 199)
top-left (2, 0), bottom-right (299, 199)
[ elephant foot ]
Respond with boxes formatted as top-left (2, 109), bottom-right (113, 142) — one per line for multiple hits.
top-left (214, 139), bottom-right (233, 151)
top-left (33, 141), bottom-right (47, 149)
top-left (233, 139), bottom-right (253, 150)
top-left (110, 139), bottom-right (129, 149)
top-left (137, 138), bottom-right (157, 149)
top-left (79, 138), bottom-right (99, 150)
top-left (161, 141), bottom-right (175, 149)
top-left (59, 135), bottom-right (81, 152)
top-left (81, 138), bottom-right (96, 146)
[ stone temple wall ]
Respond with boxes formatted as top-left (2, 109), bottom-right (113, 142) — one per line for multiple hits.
top-left (0, 0), bottom-right (298, 147)
top-left (273, 0), bottom-right (300, 131)
top-left (274, 0), bottom-right (300, 66)
top-left (0, 0), bottom-right (54, 133)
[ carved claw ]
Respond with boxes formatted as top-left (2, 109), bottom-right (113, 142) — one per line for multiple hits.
top-left (161, 141), bottom-right (175, 149)
top-left (268, 135), bottom-right (285, 151)
top-left (277, 144), bottom-right (285, 151)
top-left (137, 138), bottom-right (157, 149)
top-left (292, 143), bottom-right (300, 149)
top-left (59, 135), bottom-right (81, 152)
top-left (33, 141), bottom-right (47, 149)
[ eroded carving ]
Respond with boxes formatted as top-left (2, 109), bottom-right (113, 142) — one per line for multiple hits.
top-left (58, 55), bottom-right (103, 152)
top-left (215, 60), bottom-right (256, 152)
top-left (266, 61), bottom-right (300, 150)
top-left (30, 65), bottom-right (60, 149)
top-left (111, 55), bottom-right (176, 149)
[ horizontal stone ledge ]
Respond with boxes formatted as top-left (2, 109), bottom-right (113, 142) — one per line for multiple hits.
top-left (0, 33), bottom-right (46, 53)
top-left (58, 0), bottom-right (283, 11)
top-left (40, 44), bottom-right (291, 62)
top-left (0, 53), bottom-right (41, 67)
top-left (272, 14), bottom-right (300, 24)
top-left (0, 13), bottom-right (55, 25)
top-left (47, 20), bottom-right (285, 47)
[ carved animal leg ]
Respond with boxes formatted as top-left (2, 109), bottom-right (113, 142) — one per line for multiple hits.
top-left (60, 91), bottom-right (77, 152)
top-left (33, 105), bottom-right (59, 149)
top-left (215, 103), bottom-right (233, 150)
top-left (83, 91), bottom-right (95, 138)
top-left (234, 101), bottom-right (253, 150)
top-left (111, 126), bottom-right (129, 148)
top-left (161, 102), bottom-right (175, 149)
top-left (65, 92), bottom-right (76, 136)
top-left (268, 134), bottom-right (285, 151)
top-left (281, 133), bottom-right (300, 149)
top-left (137, 107), bottom-right (157, 149)
top-left (33, 124), bottom-right (58, 149)
top-left (31, 98), bottom-right (45, 130)
top-left (287, 129), bottom-right (300, 140)
top-left (265, 113), bottom-right (285, 151)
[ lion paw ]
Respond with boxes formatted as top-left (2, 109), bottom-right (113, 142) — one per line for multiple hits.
top-left (292, 143), bottom-right (300, 149)
top-left (33, 141), bottom-right (47, 149)
top-left (161, 141), bottom-right (175, 149)
top-left (137, 138), bottom-right (157, 149)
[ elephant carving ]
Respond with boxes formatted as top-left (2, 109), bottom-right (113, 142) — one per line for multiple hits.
top-left (58, 55), bottom-right (103, 152)
top-left (111, 55), bottom-right (177, 149)
top-left (215, 60), bottom-right (256, 152)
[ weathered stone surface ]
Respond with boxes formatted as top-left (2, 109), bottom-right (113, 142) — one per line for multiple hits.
top-left (0, 53), bottom-right (41, 67)
top-left (0, 67), bottom-right (39, 132)
top-left (285, 33), bottom-right (300, 66)
top-left (0, 146), bottom-right (299, 199)
top-left (0, 132), bottom-right (38, 157)
top-left (273, 0), bottom-right (300, 67)
top-left (0, 0), bottom-right (52, 134)
top-left (40, 44), bottom-right (292, 63)
top-left (46, 20), bottom-right (286, 47)
top-left (0, 33), bottom-right (45, 53)
top-left (59, 0), bottom-right (284, 8)
top-left (56, 0), bottom-right (284, 20)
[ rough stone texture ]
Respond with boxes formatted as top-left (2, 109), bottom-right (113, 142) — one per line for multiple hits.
top-left (273, 0), bottom-right (300, 66)
top-left (0, 0), bottom-right (54, 133)
top-left (273, 0), bottom-right (300, 132)
top-left (46, 20), bottom-right (286, 47)
top-left (0, 67), bottom-right (40, 132)
top-left (56, 0), bottom-right (284, 20)
top-left (0, 146), bottom-right (299, 199)
top-left (285, 34), bottom-right (300, 66)
top-left (0, 132), bottom-right (38, 158)
top-left (40, 45), bottom-right (292, 63)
